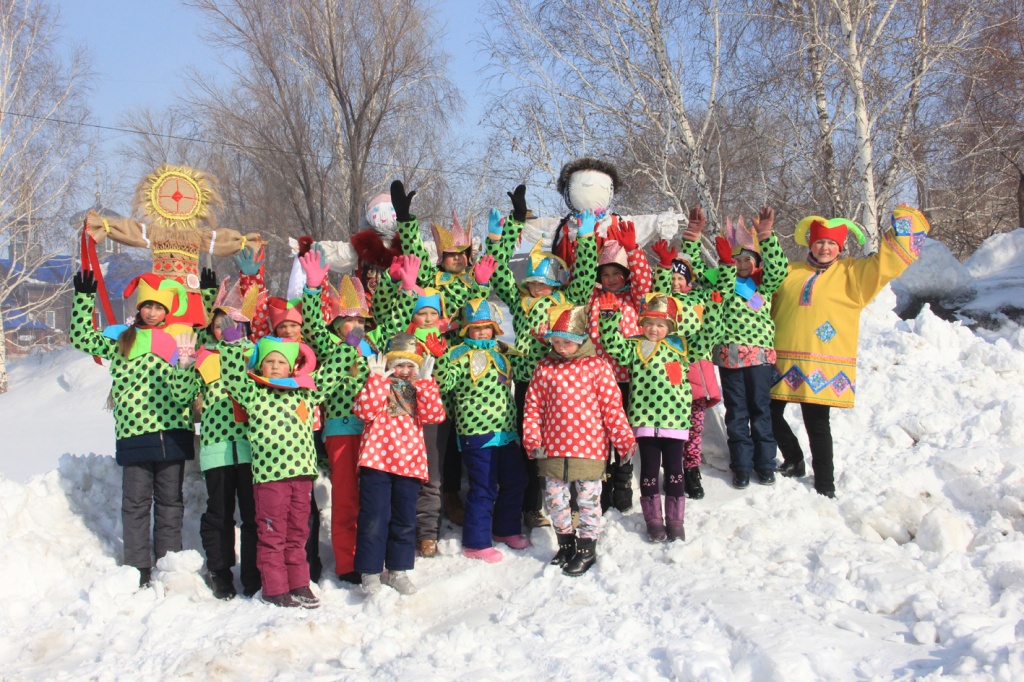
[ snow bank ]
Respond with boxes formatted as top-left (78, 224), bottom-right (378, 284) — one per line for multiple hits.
top-left (894, 238), bottom-right (973, 301)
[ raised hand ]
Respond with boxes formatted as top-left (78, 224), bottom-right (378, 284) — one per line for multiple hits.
top-left (751, 206), bottom-right (774, 240)
top-left (389, 254), bottom-right (406, 282)
top-left (175, 331), bottom-right (198, 367)
top-left (221, 319), bottom-right (246, 344)
top-left (73, 270), bottom-right (97, 294)
top-left (577, 208), bottom-right (597, 237)
top-left (598, 291), bottom-right (620, 311)
top-left (299, 245), bottom-right (330, 288)
top-left (200, 267), bottom-right (218, 290)
top-left (390, 180), bottom-right (416, 223)
top-left (400, 254), bottom-right (421, 291)
top-left (418, 355), bottom-right (436, 381)
top-left (235, 245), bottom-right (264, 276)
top-left (507, 184), bottom-right (527, 223)
top-left (651, 240), bottom-right (678, 268)
top-left (683, 206), bottom-right (706, 241)
top-left (487, 207), bottom-right (504, 239)
top-left (715, 236), bottom-right (736, 266)
top-left (616, 220), bottom-right (638, 251)
top-left (474, 255), bottom-right (498, 285)
top-left (424, 332), bottom-right (447, 358)
top-left (367, 352), bottom-right (393, 378)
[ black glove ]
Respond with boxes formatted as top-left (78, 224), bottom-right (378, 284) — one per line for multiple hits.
top-left (200, 267), bottom-right (218, 290)
top-left (390, 180), bottom-right (416, 224)
top-left (508, 184), bottom-right (527, 224)
top-left (74, 270), bottom-right (97, 294)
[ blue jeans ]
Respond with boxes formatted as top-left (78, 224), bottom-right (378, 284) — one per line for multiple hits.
top-left (719, 364), bottom-right (777, 473)
top-left (460, 436), bottom-right (527, 549)
top-left (353, 467), bottom-right (421, 574)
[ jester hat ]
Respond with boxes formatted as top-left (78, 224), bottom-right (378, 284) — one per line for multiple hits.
top-left (206, 276), bottom-right (259, 326)
top-left (384, 332), bottom-right (426, 368)
top-left (431, 211), bottom-right (472, 261)
top-left (638, 293), bottom-right (686, 333)
top-left (332, 275), bottom-right (370, 320)
top-left (598, 240), bottom-right (629, 274)
top-left (545, 303), bottom-right (589, 344)
top-left (267, 297), bottom-right (303, 332)
top-left (124, 273), bottom-right (188, 316)
top-left (522, 239), bottom-right (569, 288)
top-left (723, 216), bottom-right (761, 262)
top-left (794, 216), bottom-right (866, 252)
top-left (414, 287), bottom-right (444, 317)
top-left (247, 336), bottom-right (315, 375)
top-left (460, 298), bottom-right (504, 337)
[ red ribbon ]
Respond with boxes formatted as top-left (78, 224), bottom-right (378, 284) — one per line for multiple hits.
top-left (80, 222), bottom-right (118, 365)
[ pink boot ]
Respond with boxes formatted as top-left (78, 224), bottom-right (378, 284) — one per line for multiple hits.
top-left (493, 534), bottom-right (533, 550)
top-left (640, 495), bottom-right (667, 542)
top-left (463, 547), bottom-right (503, 563)
top-left (665, 495), bottom-right (686, 541)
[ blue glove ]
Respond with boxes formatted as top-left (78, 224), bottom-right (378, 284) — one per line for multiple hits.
top-left (234, 246), bottom-right (262, 276)
top-left (578, 209), bottom-right (596, 237)
top-left (311, 242), bottom-right (327, 268)
top-left (488, 208), bottom-right (503, 238)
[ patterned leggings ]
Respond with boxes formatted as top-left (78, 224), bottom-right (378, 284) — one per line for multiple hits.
top-left (683, 397), bottom-right (710, 469)
top-left (544, 477), bottom-right (602, 540)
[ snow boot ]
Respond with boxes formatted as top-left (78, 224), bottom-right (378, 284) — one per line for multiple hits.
top-left (684, 467), bottom-right (705, 499)
top-left (290, 585), bottom-right (321, 609)
top-left (211, 568), bottom-right (236, 600)
top-left (756, 469), bottom-right (776, 486)
top-left (612, 460), bottom-right (634, 512)
top-left (523, 509), bottom-right (552, 528)
top-left (550, 533), bottom-right (577, 567)
top-left (778, 459), bottom-right (806, 478)
top-left (138, 567), bottom-right (152, 588)
top-left (640, 495), bottom-right (667, 543)
top-left (386, 570), bottom-right (418, 595)
top-left (665, 495), bottom-right (686, 542)
top-left (444, 491), bottom-right (465, 526)
top-left (361, 573), bottom-right (383, 596)
top-left (337, 571), bottom-right (361, 585)
top-left (493, 534), bottom-right (532, 550)
top-left (463, 547), bottom-right (503, 563)
top-left (417, 539), bottom-right (438, 558)
top-left (262, 592), bottom-right (300, 607)
top-left (562, 537), bottom-right (597, 576)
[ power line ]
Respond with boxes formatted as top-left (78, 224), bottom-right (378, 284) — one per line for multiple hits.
top-left (0, 108), bottom-right (523, 183)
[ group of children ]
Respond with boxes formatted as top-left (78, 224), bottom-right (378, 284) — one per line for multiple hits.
top-left (71, 163), bottom-right (931, 606)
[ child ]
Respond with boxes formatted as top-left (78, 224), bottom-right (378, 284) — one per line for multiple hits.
top-left (523, 305), bottom-right (636, 576)
top-left (169, 278), bottom-right (262, 599)
top-left (436, 299), bottom-right (528, 562)
top-left (713, 210), bottom-right (788, 489)
top-left (217, 328), bottom-right (345, 607)
top-left (353, 334), bottom-right (446, 595)
top-left (70, 271), bottom-right (196, 588)
top-left (598, 292), bottom-right (703, 542)
top-left (486, 186), bottom-right (598, 528)
top-left (585, 221), bottom-right (653, 513)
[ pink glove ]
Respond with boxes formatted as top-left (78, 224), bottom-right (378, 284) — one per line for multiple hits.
top-left (400, 255), bottom-right (421, 291)
top-left (389, 254), bottom-right (406, 282)
top-left (474, 255), bottom-right (498, 285)
top-left (683, 206), bottom-right (706, 241)
top-left (299, 248), bottom-right (329, 288)
top-left (751, 206), bottom-right (774, 240)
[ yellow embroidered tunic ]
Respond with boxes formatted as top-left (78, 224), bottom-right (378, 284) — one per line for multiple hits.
top-left (770, 224), bottom-right (924, 408)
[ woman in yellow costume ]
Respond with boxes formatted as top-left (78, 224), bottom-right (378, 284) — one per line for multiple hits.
top-left (770, 206), bottom-right (930, 498)
top-left (84, 164), bottom-right (262, 328)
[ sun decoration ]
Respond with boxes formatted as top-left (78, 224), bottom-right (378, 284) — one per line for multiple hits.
top-left (136, 164), bottom-right (222, 230)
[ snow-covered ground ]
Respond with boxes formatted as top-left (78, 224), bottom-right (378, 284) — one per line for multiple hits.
top-left (3, 237), bottom-right (1024, 680)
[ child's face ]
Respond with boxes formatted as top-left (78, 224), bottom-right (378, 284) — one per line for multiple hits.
top-left (735, 255), bottom-right (757, 279)
top-left (670, 273), bottom-right (690, 294)
top-left (412, 307), bottom-right (439, 327)
top-left (599, 265), bottom-right (627, 292)
top-left (810, 239), bottom-right (840, 265)
top-left (391, 361), bottom-right (417, 379)
top-left (211, 312), bottom-right (226, 341)
top-left (526, 281), bottom-right (553, 298)
top-left (138, 302), bottom-right (168, 326)
top-left (335, 317), bottom-right (364, 338)
top-left (467, 326), bottom-right (494, 340)
top-left (550, 337), bottom-right (581, 357)
top-left (259, 351), bottom-right (291, 379)
top-left (642, 319), bottom-right (671, 342)
top-left (441, 251), bottom-right (468, 274)
top-left (274, 320), bottom-right (301, 341)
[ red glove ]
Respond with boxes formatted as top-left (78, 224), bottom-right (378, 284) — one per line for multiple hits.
top-left (651, 240), bottom-right (678, 268)
top-left (401, 255), bottom-right (421, 291)
top-left (530, 322), bottom-right (549, 343)
top-left (710, 291), bottom-right (723, 304)
top-left (751, 206), bottom-right (774, 241)
top-left (297, 235), bottom-right (314, 257)
top-left (616, 221), bottom-right (637, 251)
top-left (474, 255), bottom-right (498, 285)
top-left (683, 206), bottom-right (705, 241)
top-left (424, 332), bottom-right (447, 358)
top-left (715, 236), bottom-right (736, 265)
top-left (598, 291), bottom-right (620, 311)
top-left (388, 254), bottom-right (406, 282)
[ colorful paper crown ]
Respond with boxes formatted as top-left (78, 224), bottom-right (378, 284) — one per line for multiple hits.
top-left (124, 273), bottom-right (188, 316)
top-left (724, 216), bottom-right (761, 260)
top-left (522, 239), bottom-right (568, 287)
top-left (638, 293), bottom-right (684, 332)
top-left (598, 240), bottom-right (629, 271)
top-left (430, 211), bottom-right (472, 259)
top-left (385, 332), bottom-right (426, 367)
top-left (247, 336), bottom-right (316, 375)
top-left (794, 216), bottom-right (866, 251)
top-left (268, 297), bottom-right (303, 331)
top-left (545, 303), bottom-right (589, 344)
top-left (414, 288), bottom-right (444, 317)
top-left (332, 275), bottom-right (369, 319)
top-left (207, 276), bottom-right (259, 326)
top-left (461, 298), bottom-right (504, 337)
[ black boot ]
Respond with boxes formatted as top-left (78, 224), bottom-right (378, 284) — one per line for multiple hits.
top-left (778, 459), bottom-right (806, 478)
top-left (612, 460), bottom-right (634, 512)
top-left (211, 568), bottom-right (237, 600)
top-left (138, 567), bottom-right (152, 588)
top-left (684, 467), bottom-right (704, 499)
top-left (550, 533), bottom-right (577, 567)
top-left (562, 537), bottom-right (596, 576)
